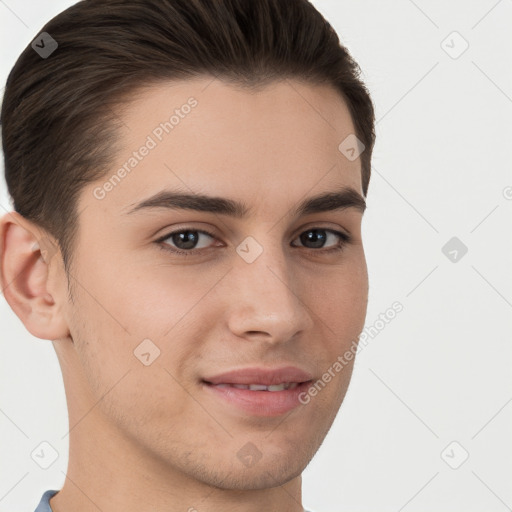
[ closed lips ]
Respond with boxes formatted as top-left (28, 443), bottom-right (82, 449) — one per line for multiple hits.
top-left (201, 366), bottom-right (314, 389)
top-left (206, 382), bottom-right (300, 391)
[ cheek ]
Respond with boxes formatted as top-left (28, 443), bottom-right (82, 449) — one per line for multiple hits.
top-left (66, 260), bottom-right (208, 397)
top-left (308, 257), bottom-right (368, 334)
top-left (301, 266), bottom-right (367, 402)
top-left (112, 258), bottom-right (230, 336)
top-left (67, 292), bottom-right (196, 431)
top-left (77, 256), bottom-right (197, 340)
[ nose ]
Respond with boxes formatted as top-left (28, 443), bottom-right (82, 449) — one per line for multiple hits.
top-left (225, 242), bottom-right (314, 345)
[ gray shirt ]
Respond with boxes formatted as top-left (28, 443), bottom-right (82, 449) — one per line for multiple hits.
top-left (34, 490), bottom-right (58, 512)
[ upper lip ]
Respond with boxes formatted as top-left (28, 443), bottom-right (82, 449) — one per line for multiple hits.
top-left (202, 366), bottom-right (314, 386)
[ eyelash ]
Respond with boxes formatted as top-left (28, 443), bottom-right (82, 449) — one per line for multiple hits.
top-left (155, 227), bottom-right (352, 257)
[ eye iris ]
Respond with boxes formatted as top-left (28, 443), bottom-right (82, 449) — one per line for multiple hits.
top-left (173, 231), bottom-right (199, 250)
top-left (301, 229), bottom-right (327, 248)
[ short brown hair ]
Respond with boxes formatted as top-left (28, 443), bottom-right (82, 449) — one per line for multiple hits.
top-left (1, 0), bottom-right (375, 275)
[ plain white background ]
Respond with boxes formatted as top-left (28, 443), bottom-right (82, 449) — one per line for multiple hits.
top-left (1, 1), bottom-right (511, 511)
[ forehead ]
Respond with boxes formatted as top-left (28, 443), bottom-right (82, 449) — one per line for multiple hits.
top-left (81, 77), bottom-right (363, 217)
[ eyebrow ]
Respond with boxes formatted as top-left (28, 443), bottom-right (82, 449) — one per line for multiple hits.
top-left (124, 186), bottom-right (366, 218)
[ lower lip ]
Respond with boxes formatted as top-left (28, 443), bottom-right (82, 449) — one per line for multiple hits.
top-left (202, 381), bottom-right (313, 417)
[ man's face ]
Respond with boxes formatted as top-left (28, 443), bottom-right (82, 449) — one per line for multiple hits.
top-left (57, 78), bottom-right (368, 489)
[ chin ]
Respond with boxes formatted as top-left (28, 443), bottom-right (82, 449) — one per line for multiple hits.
top-left (174, 441), bottom-right (312, 491)
top-left (200, 459), bottom-right (306, 491)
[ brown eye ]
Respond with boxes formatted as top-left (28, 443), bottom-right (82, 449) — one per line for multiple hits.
top-left (155, 226), bottom-right (351, 257)
top-left (292, 229), bottom-right (350, 251)
top-left (156, 228), bottom-right (217, 256)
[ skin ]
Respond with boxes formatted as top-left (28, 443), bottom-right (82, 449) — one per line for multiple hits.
top-left (0, 78), bottom-right (369, 512)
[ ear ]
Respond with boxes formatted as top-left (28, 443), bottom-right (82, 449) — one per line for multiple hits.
top-left (0, 211), bottom-right (70, 341)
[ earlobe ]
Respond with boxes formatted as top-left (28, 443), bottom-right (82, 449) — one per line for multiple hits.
top-left (0, 211), bottom-right (70, 341)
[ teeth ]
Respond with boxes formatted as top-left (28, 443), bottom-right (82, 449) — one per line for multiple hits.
top-left (267, 383), bottom-right (287, 391)
top-left (248, 384), bottom-right (268, 391)
top-left (213, 382), bottom-right (299, 391)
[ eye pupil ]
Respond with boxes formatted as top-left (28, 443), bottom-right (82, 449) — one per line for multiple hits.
top-left (300, 229), bottom-right (327, 248)
top-left (173, 230), bottom-right (199, 250)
